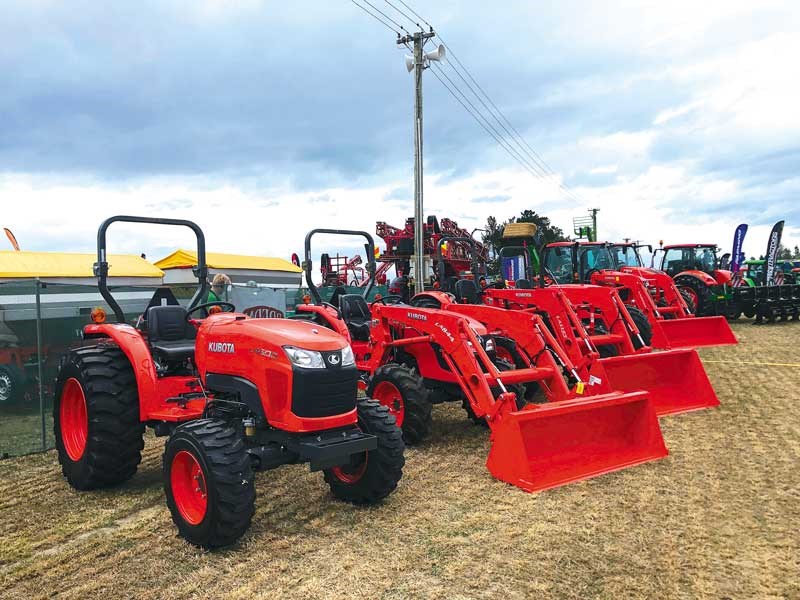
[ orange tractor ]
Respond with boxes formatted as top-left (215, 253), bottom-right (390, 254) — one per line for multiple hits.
top-left (541, 242), bottom-right (737, 349)
top-left (54, 216), bottom-right (404, 549)
top-left (430, 238), bottom-right (719, 417)
top-left (295, 229), bottom-right (669, 493)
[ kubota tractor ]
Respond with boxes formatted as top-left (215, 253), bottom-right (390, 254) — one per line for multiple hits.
top-left (53, 216), bottom-right (404, 549)
top-left (428, 239), bottom-right (720, 417)
top-left (541, 242), bottom-right (737, 349)
top-left (295, 229), bottom-right (669, 493)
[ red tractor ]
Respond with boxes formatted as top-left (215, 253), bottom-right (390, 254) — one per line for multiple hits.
top-left (295, 229), bottom-right (668, 493)
top-left (53, 216), bottom-right (404, 549)
top-left (541, 242), bottom-right (737, 349)
top-left (653, 243), bottom-right (736, 318)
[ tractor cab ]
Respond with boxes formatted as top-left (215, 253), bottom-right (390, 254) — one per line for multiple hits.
top-left (658, 244), bottom-right (731, 284)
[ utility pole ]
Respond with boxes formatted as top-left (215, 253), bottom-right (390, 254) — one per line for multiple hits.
top-left (398, 30), bottom-right (440, 295)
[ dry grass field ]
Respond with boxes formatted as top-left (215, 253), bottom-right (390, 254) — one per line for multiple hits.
top-left (1, 321), bottom-right (798, 599)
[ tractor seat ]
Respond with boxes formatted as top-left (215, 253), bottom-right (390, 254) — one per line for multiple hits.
top-left (339, 294), bottom-right (372, 341)
top-left (516, 279), bottom-right (532, 289)
top-left (146, 305), bottom-right (197, 362)
top-left (454, 279), bottom-right (480, 304)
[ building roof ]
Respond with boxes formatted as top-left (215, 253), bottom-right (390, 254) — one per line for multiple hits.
top-left (155, 249), bottom-right (302, 274)
top-left (0, 250), bottom-right (163, 279)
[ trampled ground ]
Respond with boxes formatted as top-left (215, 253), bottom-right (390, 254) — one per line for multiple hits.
top-left (1, 322), bottom-right (798, 599)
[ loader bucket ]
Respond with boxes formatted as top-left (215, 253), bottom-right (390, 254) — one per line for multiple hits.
top-left (600, 349), bottom-right (719, 416)
top-left (653, 316), bottom-right (737, 349)
top-left (485, 391), bottom-right (667, 493)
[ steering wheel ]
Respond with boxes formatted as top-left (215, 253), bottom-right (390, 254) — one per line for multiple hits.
top-left (185, 302), bottom-right (236, 321)
top-left (371, 294), bottom-right (404, 306)
top-left (583, 268), bottom-right (601, 284)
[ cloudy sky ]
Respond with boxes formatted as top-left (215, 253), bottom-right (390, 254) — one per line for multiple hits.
top-left (1, 0), bottom-right (799, 266)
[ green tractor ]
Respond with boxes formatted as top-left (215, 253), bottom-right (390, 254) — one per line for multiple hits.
top-left (732, 259), bottom-right (800, 322)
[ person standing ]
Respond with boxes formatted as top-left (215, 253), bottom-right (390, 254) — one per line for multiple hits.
top-left (207, 273), bottom-right (231, 303)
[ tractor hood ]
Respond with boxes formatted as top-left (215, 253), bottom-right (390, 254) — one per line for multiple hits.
top-left (200, 313), bottom-right (348, 352)
top-left (713, 269), bottom-right (733, 285)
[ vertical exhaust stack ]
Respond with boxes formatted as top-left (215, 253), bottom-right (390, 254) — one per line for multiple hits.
top-left (486, 391), bottom-right (667, 492)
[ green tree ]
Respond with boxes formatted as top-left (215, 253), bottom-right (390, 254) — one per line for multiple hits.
top-left (793, 245), bottom-right (800, 259)
top-left (481, 210), bottom-right (568, 276)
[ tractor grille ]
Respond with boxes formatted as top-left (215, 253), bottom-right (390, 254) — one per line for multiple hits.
top-left (291, 365), bottom-right (358, 418)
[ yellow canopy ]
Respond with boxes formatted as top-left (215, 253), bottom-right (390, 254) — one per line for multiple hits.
top-left (0, 250), bottom-right (163, 279)
top-left (155, 249), bottom-right (302, 273)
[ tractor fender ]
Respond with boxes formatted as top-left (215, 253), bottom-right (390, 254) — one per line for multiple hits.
top-left (83, 323), bottom-right (159, 402)
top-left (713, 269), bottom-right (733, 285)
top-left (673, 270), bottom-right (717, 286)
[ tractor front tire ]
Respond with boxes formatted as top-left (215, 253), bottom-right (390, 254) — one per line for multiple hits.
top-left (679, 289), bottom-right (697, 314)
top-left (54, 346), bottom-right (144, 490)
top-left (164, 419), bottom-right (255, 549)
top-left (626, 306), bottom-right (653, 349)
top-left (0, 365), bottom-right (21, 404)
top-left (367, 363), bottom-right (431, 445)
top-left (324, 399), bottom-right (405, 504)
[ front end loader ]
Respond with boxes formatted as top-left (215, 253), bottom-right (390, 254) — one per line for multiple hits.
top-left (542, 242), bottom-right (737, 349)
top-left (296, 229), bottom-right (668, 493)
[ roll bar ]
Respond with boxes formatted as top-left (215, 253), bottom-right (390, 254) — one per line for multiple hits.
top-left (94, 215), bottom-right (208, 323)
top-left (303, 229), bottom-right (376, 304)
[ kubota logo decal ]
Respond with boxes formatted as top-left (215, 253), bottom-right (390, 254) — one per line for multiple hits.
top-left (407, 312), bottom-right (428, 321)
top-left (516, 292), bottom-right (532, 297)
top-left (208, 342), bottom-right (235, 353)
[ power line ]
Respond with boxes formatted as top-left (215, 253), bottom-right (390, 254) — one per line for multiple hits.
top-left (359, 0), bottom-right (411, 34)
top-left (349, 0), bottom-right (400, 34)
top-left (385, 1), bottom-right (584, 204)
top-left (394, 0), bottom-right (432, 29)
top-left (429, 64), bottom-right (559, 186)
top-left (436, 35), bottom-right (584, 203)
top-left (382, 0), bottom-right (423, 30)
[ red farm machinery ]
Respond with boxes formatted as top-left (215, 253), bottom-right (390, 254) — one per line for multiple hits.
top-left (431, 237), bottom-right (719, 417)
top-left (540, 241), bottom-right (737, 349)
top-left (53, 216), bottom-right (404, 549)
top-left (295, 229), bottom-right (669, 494)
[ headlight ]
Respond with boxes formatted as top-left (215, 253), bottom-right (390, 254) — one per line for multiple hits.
top-left (283, 346), bottom-right (325, 369)
top-left (341, 345), bottom-right (355, 366)
top-left (484, 337), bottom-right (495, 353)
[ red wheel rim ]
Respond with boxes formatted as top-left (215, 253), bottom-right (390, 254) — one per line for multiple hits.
top-left (330, 453), bottom-right (368, 484)
top-left (495, 345), bottom-right (514, 364)
top-left (171, 450), bottom-right (208, 526)
top-left (372, 381), bottom-right (405, 426)
top-left (60, 378), bottom-right (88, 461)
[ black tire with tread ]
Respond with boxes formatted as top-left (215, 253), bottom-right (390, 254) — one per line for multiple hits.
top-left (163, 419), bottom-right (255, 549)
top-left (626, 305), bottom-right (653, 349)
top-left (679, 289), bottom-right (697, 314)
top-left (324, 399), bottom-right (405, 504)
top-left (0, 364), bottom-right (21, 404)
top-left (54, 345), bottom-right (144, 489)
top-left (674, 275), bottom-right (713, 316)
top-left (367, 363), bottom-right (431, 445)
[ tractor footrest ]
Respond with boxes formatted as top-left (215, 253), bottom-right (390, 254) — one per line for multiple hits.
top-left (289, 427), bottom-right (377, 471)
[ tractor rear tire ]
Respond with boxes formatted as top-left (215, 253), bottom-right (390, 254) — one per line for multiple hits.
top-left (163, 419), bottom-right (255, 549)
top-left (324, 399), bottom-right (405, 504)
top-left (675, 276), bottom-right (713, 316)
top-left (54, 346), bottom-right (144, 490)
top-left (367, 364), bottom-right (432, 445)
top-left (626, 306), bottom-right (652, 349)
